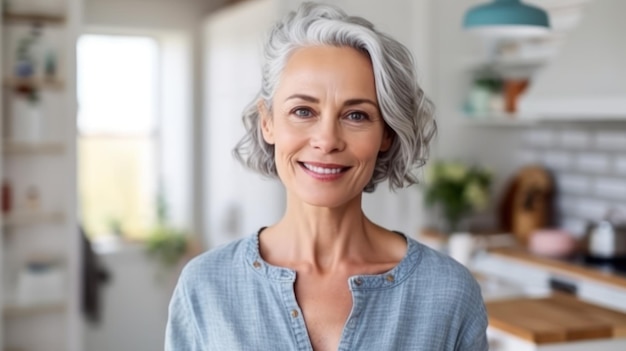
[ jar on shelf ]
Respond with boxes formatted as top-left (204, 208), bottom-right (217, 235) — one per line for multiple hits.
top-left (466, 77), bottom-right (503, 116)
top-left (10, 94), bottom-right (42, 143)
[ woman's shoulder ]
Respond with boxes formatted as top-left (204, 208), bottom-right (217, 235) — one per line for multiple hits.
top-left (406, 236), bottom-right (481, 293)
top-left (404, 237), bottom-right (486, 322)
top-left (178, 234), bottom-right (253, 282)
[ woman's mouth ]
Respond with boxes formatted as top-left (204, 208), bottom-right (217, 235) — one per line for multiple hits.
top-left (298, 162), bottom-right (350, 180)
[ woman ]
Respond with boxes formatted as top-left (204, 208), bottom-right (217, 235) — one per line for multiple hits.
top-left (166, 2), bottom-right (488, 350)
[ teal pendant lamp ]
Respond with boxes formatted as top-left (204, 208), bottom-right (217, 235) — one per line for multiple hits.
top-left (464, 0), bottom-right (550, 38)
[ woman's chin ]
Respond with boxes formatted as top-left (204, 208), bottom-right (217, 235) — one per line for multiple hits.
top-left (295, 190), bottom-right (360, 209)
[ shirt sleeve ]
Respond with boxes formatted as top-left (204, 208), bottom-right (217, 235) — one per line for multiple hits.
top-left (455, 279), bottom-right (489, 351)
top-left (165, 274), bottom-right (204, 351)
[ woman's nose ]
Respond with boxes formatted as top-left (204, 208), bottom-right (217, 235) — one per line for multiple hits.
top-left (309, 117), bottom-right (345, 153)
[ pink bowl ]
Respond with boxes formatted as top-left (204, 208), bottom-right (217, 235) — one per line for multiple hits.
top-left (528, 229), bottom-right (577, 258)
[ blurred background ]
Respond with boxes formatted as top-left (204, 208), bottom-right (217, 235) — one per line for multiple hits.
top-left (2, 0), bottom-right (626, 350)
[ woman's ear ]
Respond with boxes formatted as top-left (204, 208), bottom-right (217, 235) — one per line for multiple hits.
top-left (258, 100), bottom-right (275, 145)
top-left (380, 128), bottom-right (393, 152)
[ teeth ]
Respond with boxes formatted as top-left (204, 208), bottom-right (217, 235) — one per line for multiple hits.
top-left (303, 163), bottom-right (343, 175)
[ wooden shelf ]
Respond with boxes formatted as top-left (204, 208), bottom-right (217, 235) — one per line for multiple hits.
top-left (2, 302), bottom-right (66, 318)
top-left (2, 211), bottom-right (65, 228)
top-left (2, 12), bottom-right (66, 25)
top-left (3, 141), bottom-right (65, 155)
top-left (4, 77), bottom-right (65, 91)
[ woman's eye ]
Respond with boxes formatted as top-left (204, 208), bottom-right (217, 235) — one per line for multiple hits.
top-left (346, 111), bottom-right (369, 121)
top-left (293, 108), bottom-right (313, 118)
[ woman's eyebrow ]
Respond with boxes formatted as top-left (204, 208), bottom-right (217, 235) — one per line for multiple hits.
top-left (343, 98), bottom-right (378, 108)
top-left (285, 94), bottom-right (319, 103)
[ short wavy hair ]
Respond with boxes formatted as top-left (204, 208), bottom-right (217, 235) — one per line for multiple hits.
top-left (233, 2), bottom-right (436, 192)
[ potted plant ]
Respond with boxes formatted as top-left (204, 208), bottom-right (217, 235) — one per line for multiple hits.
top-left (423, 160), bottom-right (492, 234)
top-left (145, 191), bottom-right (198, 270)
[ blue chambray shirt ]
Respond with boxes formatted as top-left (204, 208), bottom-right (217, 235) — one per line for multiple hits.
top-left (165, 231), bottom-right (488, 350)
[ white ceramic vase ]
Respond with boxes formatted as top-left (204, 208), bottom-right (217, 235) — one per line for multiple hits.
top-left (447, 232), bottom-right (477, 266)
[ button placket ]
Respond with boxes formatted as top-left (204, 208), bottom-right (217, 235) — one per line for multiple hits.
top-left (280, 281), bottom-right (313, 350)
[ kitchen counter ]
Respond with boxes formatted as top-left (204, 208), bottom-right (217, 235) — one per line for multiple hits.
top-left (488, 248), bottom-right (626, 290)
top-left (486, 294), bottom-right (626, 351)
top-left (487, 294), bottom-right (626, 343)
top-left (473, 246), bottom-right (626, 350)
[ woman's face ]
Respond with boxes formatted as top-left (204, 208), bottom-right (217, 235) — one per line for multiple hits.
top-left (260, 45), bottom-right (391, 208)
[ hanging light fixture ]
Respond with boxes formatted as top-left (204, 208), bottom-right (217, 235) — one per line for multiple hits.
top-left (463, 0), bottom-right (550, 38)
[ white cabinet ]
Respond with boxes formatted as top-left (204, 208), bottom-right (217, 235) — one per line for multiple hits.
top-left (1, 0), bottom-right (82, 350)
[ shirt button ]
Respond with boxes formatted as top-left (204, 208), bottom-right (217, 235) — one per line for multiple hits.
top-left (253, 261), bottom-right (261, 268)
top-left (354, 278), bottom-right (363, 286)
top-left (291, 309), bottom-right (299, 318)
top-left (386, 274), bottom-right (395, 283)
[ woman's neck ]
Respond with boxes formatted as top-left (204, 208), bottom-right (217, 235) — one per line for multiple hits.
top-left (259, 193), bottom-right (400, 274)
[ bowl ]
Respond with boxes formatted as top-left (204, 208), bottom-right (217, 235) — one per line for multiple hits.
top-left (528, 229), bottom-right (577, 258)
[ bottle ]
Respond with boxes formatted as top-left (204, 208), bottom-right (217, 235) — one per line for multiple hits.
top-left (2, 180), bottom-right (12, 214)
top-left (44, 50), bottom-right (58, 81)
top-left (25, 185), bottom-right (40, 211)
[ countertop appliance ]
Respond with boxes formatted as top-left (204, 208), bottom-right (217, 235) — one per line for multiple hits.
top-left (584, 215), bottom-right (626, 263)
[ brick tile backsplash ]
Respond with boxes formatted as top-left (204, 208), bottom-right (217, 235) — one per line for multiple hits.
top-left (523, 130), bottom-right (554, 148)
top-left (560, 130), bottom-right (590, 149)
top-left (557, 174), bottom-right (590, 195)
top-left (576, 153), bottom-right (610, 173)
top-left (594, 131), bottom-right (626, 150)
top-left (557, 196), bottom-right (579, 216)
top-left (593, 177), bottom-right (626, 200)
top-left (542, 151), bottom-right (571, 170)
top-left (516, 150), bottom-right (539, 165)
top-left (574, 198), bottom-right (611, 221)
top-left (615, 157), bottom-right (626, 175)
top-left (514, 126), bottom-right (626, 235)
top-left (561, 217), bottom-right (588, 238)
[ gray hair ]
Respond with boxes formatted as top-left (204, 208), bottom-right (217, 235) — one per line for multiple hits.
top-left (233, 2), bottom-right (436, 192)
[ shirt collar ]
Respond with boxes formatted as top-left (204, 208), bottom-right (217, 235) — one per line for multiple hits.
top-left (244, 227), bottom-right (423, 290)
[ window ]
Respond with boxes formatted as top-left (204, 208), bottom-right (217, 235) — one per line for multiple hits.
top-left (77, 34), bottom-right (159, 241)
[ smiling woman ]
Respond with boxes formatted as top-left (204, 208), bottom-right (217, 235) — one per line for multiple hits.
top-left (258, 46), bottom-right (390, 208)
top-left (166, 2), bottom-right (488, 351)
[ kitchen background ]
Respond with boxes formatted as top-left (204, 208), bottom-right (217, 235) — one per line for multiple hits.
top-left (1, 0), bottom-right (626, 350)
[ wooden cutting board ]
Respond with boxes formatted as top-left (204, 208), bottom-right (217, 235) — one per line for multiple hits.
top-left (498, 165), bottom-right (554, 246)
top-left (486, 294), bottom-right (626, 344)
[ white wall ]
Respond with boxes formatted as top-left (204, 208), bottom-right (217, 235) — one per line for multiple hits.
top-left (82, 246), bottom-right (176, 351)
top-left (203, 0), bottom-right (286, 247)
